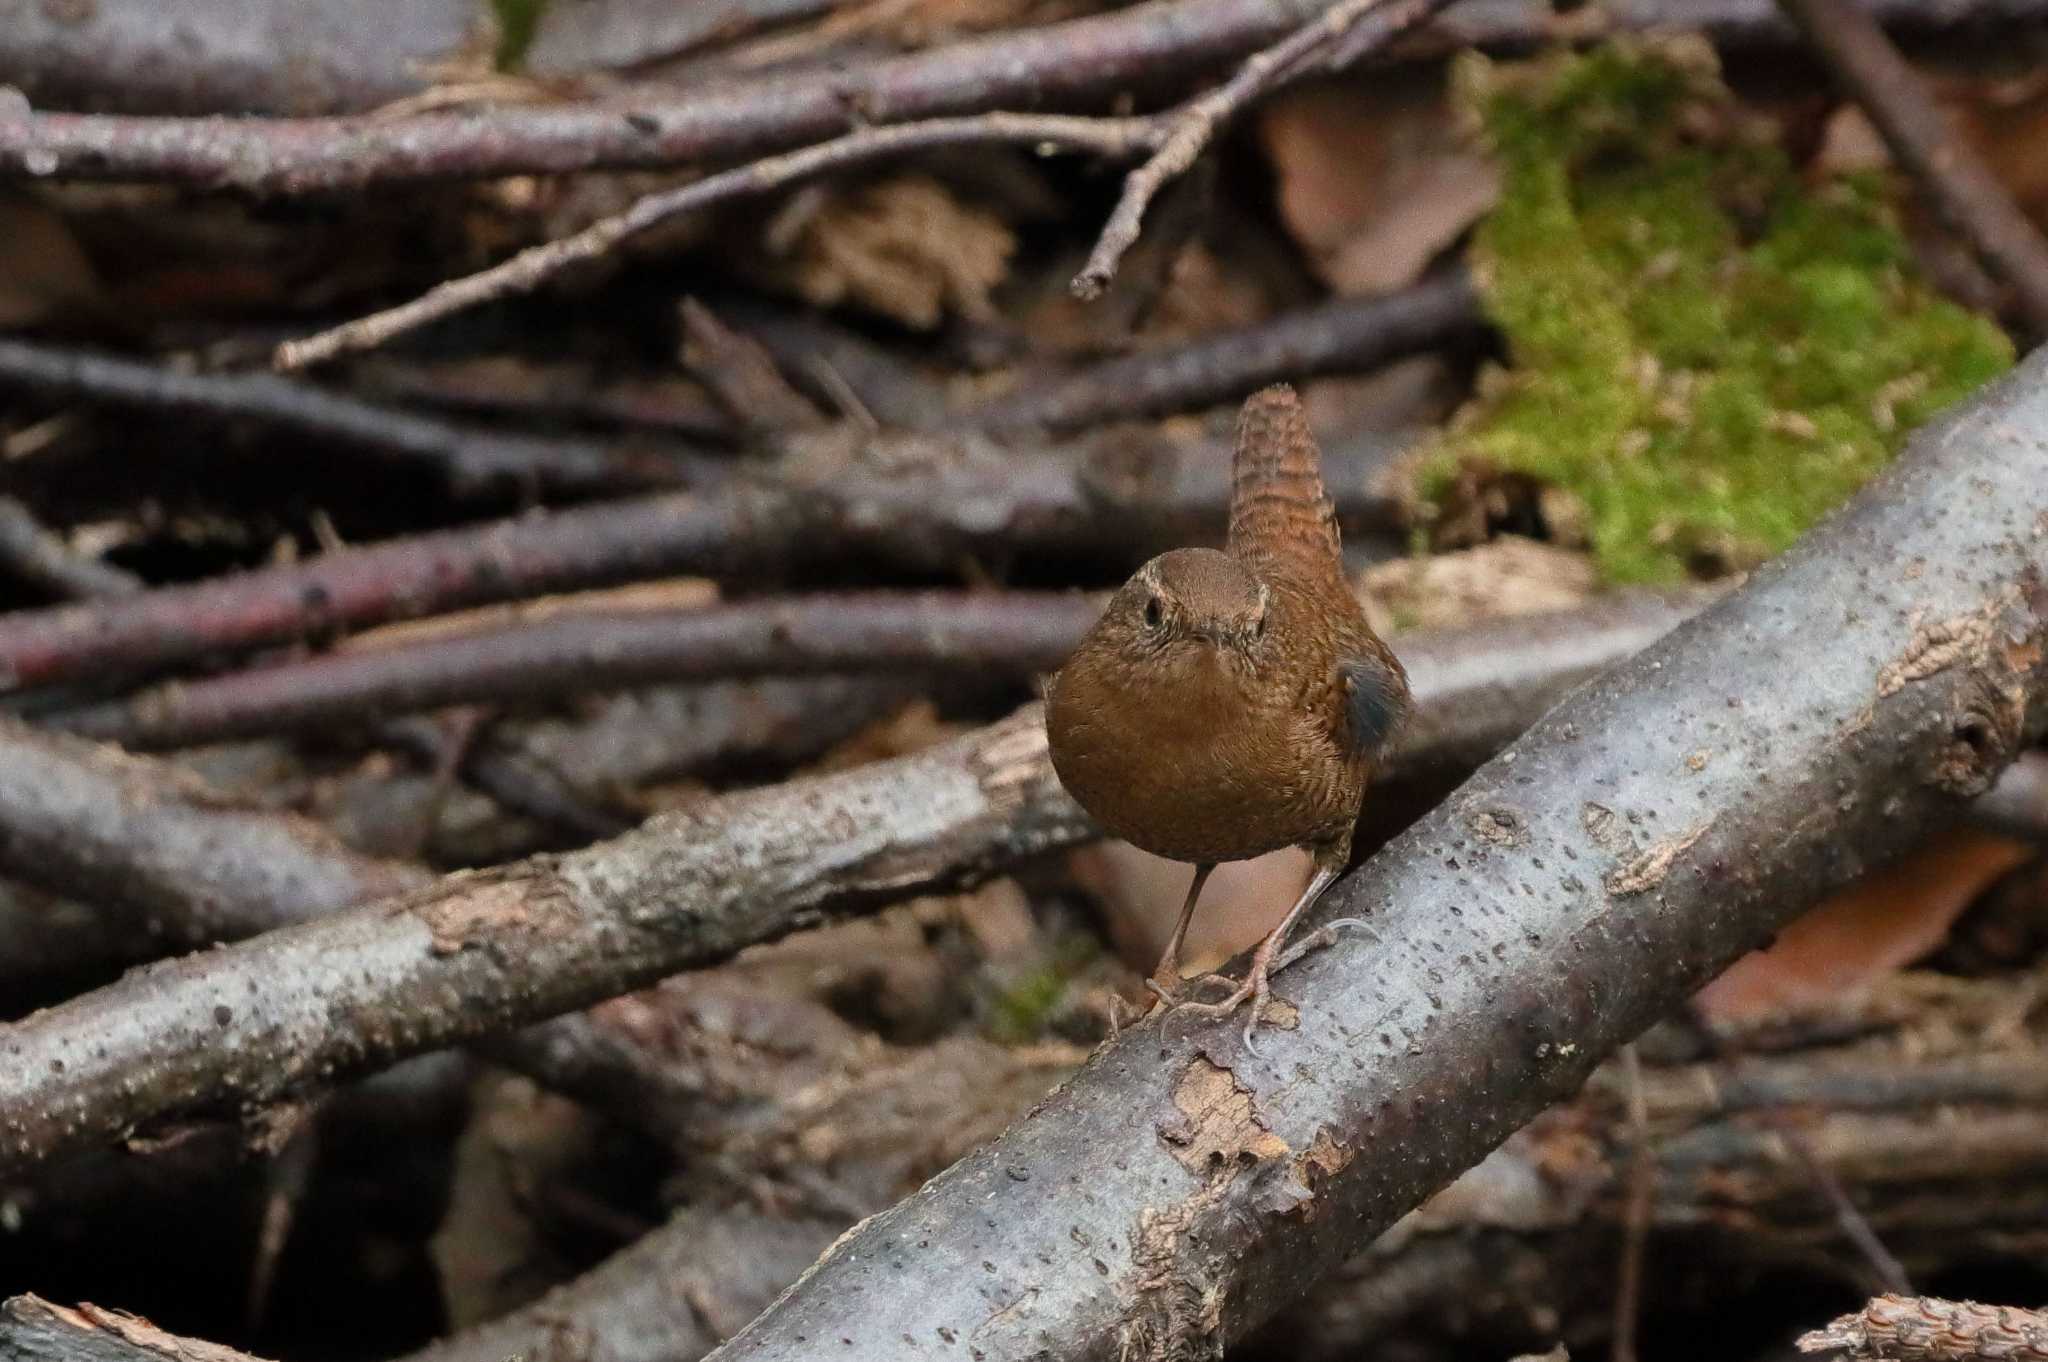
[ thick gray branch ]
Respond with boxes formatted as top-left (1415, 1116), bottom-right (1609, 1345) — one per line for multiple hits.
top-left (701, 349), bottom-right (2048, 1360)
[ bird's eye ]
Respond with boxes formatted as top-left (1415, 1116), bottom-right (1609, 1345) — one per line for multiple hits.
top-left (1142, 596), bottom-right (1164, 630)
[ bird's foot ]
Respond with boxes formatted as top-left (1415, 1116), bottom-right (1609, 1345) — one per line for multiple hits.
top-left (1162, 916), bottom-right (1376, 1055)
top-left (1160, 963), bottom-right (1277, 1054)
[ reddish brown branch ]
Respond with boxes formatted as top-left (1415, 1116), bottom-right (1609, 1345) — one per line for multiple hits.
top-left (0, 431), bottom-right (1403, 694)
top-left (1778, 0), bottom-right (2048, 334)
top-left (51, 592), bottom-right (1104, 748)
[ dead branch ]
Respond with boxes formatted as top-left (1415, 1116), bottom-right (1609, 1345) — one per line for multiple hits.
top-left (696, 343), bottom-right (2048, 1359)
top-left (49, 593), bottom-right (1105, 749)
top-left (0, 497), bottom-right (140, 602)
top-left (0, 0), bottom-right (487, 117)
top-left (1778, 0), bottom-right (2048, 335)
top-left (0, 1296), bottom-right (271, 1362)
top-left (0, 716), bottom-right (430, 949)
top-left (1073, 0), bottom-right (1460, 299)
top-left (0, 428), bottom-right (1403, 694)
top-left (970, 273), bottom-right (1485, 432)
top-left (271, 114), bottom-right (1156, 371)
top-left (1801, 1296), bottom-right (2048, 1362)
top-left (0, 336), bottom-right (700, 501)
top-left (6, 0), bottom-right (2042, 192)
top-left (413, 971), bottom-right (2048, 1362)
top-left (0, 706), bottom-right (1088, 1178)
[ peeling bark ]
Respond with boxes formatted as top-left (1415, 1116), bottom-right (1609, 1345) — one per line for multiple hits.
top-left (698, 349), bottom-right (2048, 1359)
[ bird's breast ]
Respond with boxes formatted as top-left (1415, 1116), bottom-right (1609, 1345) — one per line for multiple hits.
top-left (1046, 645), bottom-right (1360, 865)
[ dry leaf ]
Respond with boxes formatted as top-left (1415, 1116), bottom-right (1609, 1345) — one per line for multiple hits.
top-left (1258, 75), bottom-right (1497, 295)
top-left (1359, 537), bottom-right (1599, 635)
top-left (1695, 828), bottom-right (2034, 1024)
top-left (766, 175), bottom-right (1015, 330)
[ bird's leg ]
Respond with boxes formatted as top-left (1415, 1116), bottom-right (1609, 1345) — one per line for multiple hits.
top-left (1173, 859), bottom-right (1361, 1054)
top-left (1144, 863), bottom-right (1215, 1008)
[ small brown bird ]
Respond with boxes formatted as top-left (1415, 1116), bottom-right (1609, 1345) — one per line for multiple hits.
top-left (1046, 384), bottom-right (1410, 1047)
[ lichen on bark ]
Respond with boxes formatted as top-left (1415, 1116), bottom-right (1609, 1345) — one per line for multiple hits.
top-left (1424, 35), bottom-right (2013, 583)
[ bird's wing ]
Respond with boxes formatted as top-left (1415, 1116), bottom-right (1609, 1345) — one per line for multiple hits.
top-left (1227, 384), bottom-right (1345, 585)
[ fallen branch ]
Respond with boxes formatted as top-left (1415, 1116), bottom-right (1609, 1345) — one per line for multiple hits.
top-left (0, 1296), bottom-right (270, 1362)
top-left (697, 348), bottom-right (2048, 1358)
top-left (1073, 0), bottom-right (1459, 298)
top-left (5, 0), bottom-right (2042, 191)
top-left (1778, 0), bottom-right (2048, 335)
top-left (970, 273), bottom-right (1484, 432)
top-left (415, 970), bottom-right (2048, 1362)
top-left (0, 336), bottom-right (699, 501)
top-left (50, 593), bottom-right (1106, 748)
top-left (0, 429), bottom-right (1403, 694)
top-left (0, 0), bottom-right (486, 117)
top-left (1800, 1296), bottom-right (2048, 1362)
top-left (0, 716), bottom-right (429, 949)
top-left (0, 705), bottom-right (1087, 1178)
top-left (0, 497), bottom-right (141, 602)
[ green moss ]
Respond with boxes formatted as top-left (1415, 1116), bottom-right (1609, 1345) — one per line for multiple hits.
top-left (491, 0), bottom-right (545, 69)
top-left (985, 933), bottom-right (1099, 1043)
top-left (1430, 37), bottom-right (2011, 583)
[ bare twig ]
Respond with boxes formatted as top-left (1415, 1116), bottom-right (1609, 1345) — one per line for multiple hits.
top-left (272, 114), bottom-right (1154, 371)
top-left (1072, 0), bottom-right (1459, 299)
top-left (1800, 1296), bottom-right (2048, 1362)
top-left (0, 336), bottom-right (700, 501)
top-left (0, 497), bottom-right (141, 601)
top-left (0, 429), bottom-right (1404, 694)
top-left (698, 346), bottom-right (2048, 1361)
top-left (1778, 0), bottom-right (2048, 335)
top-left (971, 272), bottom-right (1484, 431)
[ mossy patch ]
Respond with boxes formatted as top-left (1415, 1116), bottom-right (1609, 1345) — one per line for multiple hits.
top-left (490, 0), bottom-right (545, 69)
top-left (1424, 36), bottom-right (2011, 584)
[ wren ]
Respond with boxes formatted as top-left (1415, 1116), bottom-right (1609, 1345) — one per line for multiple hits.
top-left (1045, 384), bottom-right (1410, 1048)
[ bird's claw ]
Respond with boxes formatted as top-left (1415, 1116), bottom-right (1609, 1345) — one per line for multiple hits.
top-left (1274, 916), bottom-right (1376, 970)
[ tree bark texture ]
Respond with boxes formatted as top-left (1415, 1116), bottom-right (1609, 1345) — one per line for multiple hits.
top-left (698, 347), bottom-right (2048, 1360)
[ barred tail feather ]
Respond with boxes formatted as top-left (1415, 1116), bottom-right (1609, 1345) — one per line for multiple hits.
top-left (1227, 384), bottom-right (1343, 581)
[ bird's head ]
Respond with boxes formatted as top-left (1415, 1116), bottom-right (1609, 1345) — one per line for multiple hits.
top-left (1094, 547), bottom-right (1269, 662)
